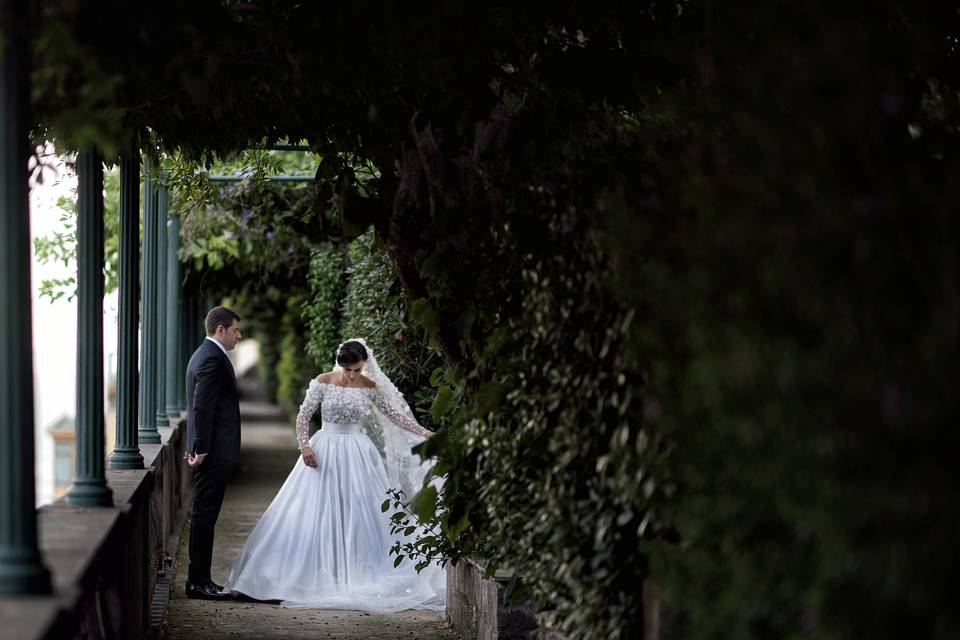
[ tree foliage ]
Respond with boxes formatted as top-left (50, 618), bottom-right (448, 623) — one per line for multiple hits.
top-left (34, 164), bottom-right (122, 301)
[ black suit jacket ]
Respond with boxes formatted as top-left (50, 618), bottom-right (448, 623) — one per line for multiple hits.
top-left (185, 338), bottom-right (241, 461)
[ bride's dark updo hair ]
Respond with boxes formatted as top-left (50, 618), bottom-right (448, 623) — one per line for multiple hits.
top-left (336, 340), bottom-right (368, 366)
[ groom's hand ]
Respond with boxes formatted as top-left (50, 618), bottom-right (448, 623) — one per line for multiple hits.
top-left (184, 451), bottom-right (207, 468)
top-left (301, 446), bottom-right (318, 469)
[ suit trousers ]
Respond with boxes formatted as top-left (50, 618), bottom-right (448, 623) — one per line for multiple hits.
top-left (188, 458), bottom-right (232, 583)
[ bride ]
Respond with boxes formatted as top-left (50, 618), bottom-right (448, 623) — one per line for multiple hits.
top-left (223, 338), bottom-right (445, 612)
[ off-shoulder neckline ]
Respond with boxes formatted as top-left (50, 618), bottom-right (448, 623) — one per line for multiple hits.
top-left (312, 379), bottom-right (375, 391)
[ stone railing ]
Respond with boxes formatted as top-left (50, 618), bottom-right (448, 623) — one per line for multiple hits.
top-left (0, 417), bottom-right (190, 640)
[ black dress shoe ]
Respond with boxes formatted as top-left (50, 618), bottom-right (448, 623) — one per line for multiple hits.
top-left (208, 580), bottom-right (224, 592)
top-left (185, 580), bottom-right (232, 601)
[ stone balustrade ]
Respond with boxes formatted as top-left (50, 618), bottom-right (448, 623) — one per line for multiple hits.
top-left (0, 418), bottom-right (190, 640)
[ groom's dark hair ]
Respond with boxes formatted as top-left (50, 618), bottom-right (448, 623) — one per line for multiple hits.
top-left (205, 306), bottom-right (242, 335)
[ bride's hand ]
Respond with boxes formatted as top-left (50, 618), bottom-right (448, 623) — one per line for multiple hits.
top-left (301, 446), bottom-right (318, 469)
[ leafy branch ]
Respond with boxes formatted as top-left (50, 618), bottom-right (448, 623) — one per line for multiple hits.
top-left (33, 166), bottom-right (121, 301)
top-left (382, 486), bottom-right (466, 573)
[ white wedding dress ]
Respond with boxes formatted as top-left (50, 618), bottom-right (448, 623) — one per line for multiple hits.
top-left (223, 368), bottom-right (445, 612)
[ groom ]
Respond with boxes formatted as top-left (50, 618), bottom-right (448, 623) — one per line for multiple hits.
top-left (184, 305), bottom-right (243, 601)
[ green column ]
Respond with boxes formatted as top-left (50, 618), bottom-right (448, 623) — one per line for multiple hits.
top-left (191, 294), bottom-right (204, 354)
top-left (180, 289), bottom-right (195, 404)
top-left (138, 159), bottom-right (160, 444)
top-left (175, 287), bottom-right (188, 412)
top-left (66, 148), bottom-right (114, 507)
top-left (155, 186), bottom-right (168, 427)
top-left (184, 293), bottom-right (204, 402)
top-left (0, 0), bottom-right (53, 593)
top-left (165, 206), bottom-right (182, 418)
top-left (109, 145), bottom-right (144, 469)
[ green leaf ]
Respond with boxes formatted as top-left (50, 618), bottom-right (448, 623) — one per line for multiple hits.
top-left (455, 304), bottom-right (476, 338)
top-left (410, 485), bottom-right (438, 522)
top-left (393, 555), bottom-right (405, 568)
top-left (381, 499), bottom-right (390, 513)
top-left (430, 386), bottom-right (455, 422)
top-left (447, 513), bottom-right (471, 540)
top-left (410, 298), bottom-right (441, 335)
top-left (478, 381), bottom-right (505, 414)
top-left (504, 576), bottom-right (519, 601)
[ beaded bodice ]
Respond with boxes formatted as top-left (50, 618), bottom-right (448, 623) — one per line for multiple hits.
top-left (321, 382), bottom-right (375, 424)
top-left (295, 380), bottom-right (429, 448)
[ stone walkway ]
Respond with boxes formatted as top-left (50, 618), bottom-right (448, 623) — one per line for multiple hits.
top-left (162, 395), bottom-right (457, 640)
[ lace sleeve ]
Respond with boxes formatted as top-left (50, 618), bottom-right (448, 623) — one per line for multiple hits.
top-left (370, 388), bottom-right (431, 438)
top-left (296, 380), bottom-right (324, 449)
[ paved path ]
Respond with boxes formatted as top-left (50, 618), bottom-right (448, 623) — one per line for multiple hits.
top-left (162, 395), bottom-right (457, 640)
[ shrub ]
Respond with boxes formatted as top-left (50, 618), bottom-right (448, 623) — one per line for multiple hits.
top-left (342, 230), bottom-right (440, 427)
top-left (276, 294), bottom-right (320, 418)
top-left (302, 243), bottom-right (346, 371)
top-left (603, 8), bottom-right (960, 636)
top-left (391, 105), bottom-right (661, 640)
